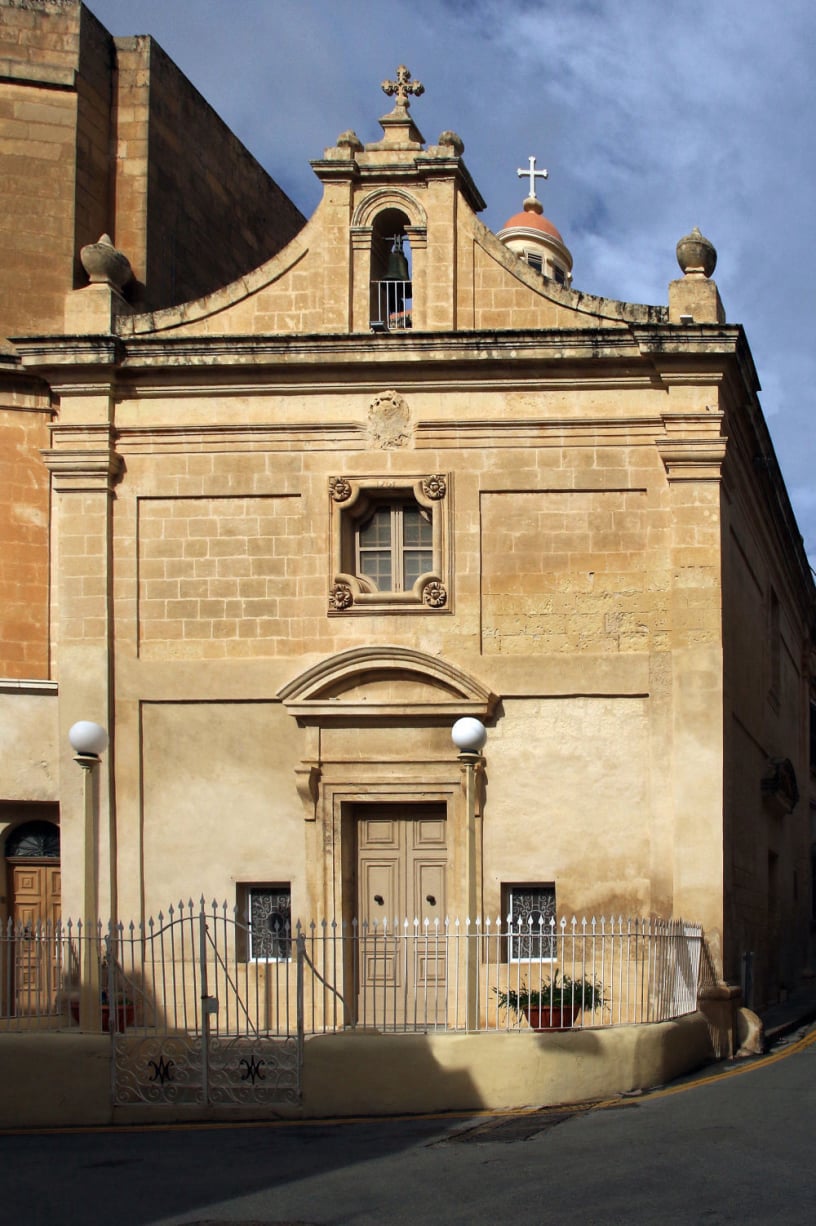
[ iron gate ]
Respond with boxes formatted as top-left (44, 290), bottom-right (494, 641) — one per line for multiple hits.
top-left (110, 902), bottom-right (302, 1108)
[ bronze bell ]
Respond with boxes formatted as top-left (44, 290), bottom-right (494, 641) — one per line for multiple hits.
top-left (384, 237), bottom-right (409, 282)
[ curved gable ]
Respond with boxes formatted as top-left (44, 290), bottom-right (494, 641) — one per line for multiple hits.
top-left (278, 646), bottom-right (498, 722)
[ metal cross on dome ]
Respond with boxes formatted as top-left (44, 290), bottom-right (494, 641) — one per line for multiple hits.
top-left (517, 155), bottom-right (549, 201)
top-left (381, 65), bottom-right (424, 110)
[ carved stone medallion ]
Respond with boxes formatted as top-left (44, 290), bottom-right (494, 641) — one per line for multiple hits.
top-left (421, 474), bottom-right (447, 500)
top-left (329, 477), bottom-right (352, 502)
top-left (329, 582), bottom-right (354, 611)
top-left (368, 390), bottom-right (410, 449)
top-left (422, 581), bottom-right (447, 608)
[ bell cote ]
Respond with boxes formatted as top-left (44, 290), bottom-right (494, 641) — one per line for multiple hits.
top-left (310, 66), bottom-right (485, 333)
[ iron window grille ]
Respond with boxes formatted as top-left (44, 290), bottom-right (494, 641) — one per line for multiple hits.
top-left (506, 884), bottom-right (557, 962)
top-left (247, 886), bottom-right (292, 961)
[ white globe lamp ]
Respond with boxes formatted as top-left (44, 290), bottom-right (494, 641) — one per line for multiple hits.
top-left (69, 720), bottom-right (108, 757)
top-left (451, 717), bottom-right (487, 754)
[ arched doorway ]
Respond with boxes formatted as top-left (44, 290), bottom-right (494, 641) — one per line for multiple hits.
top-left (4, 819), bottom-right (61, 1016)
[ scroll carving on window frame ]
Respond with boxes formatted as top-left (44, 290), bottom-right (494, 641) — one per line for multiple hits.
top-left (329, 474), bottom-right (450, 613)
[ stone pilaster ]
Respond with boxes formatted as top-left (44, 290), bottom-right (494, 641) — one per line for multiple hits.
top-left (42, 419), bottom-right (123, 927)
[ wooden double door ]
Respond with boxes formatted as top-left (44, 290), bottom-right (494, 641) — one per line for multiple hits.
top-left (355, 803), bottom-right (447, 1025)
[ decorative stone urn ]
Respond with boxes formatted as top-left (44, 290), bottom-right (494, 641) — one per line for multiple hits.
top-left (80, 233), bottom-right (133, 292)
top-left (676, 227), bottom-right (717, 278)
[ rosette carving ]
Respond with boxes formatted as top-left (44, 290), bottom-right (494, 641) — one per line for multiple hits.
top-left (422, 581), bottom-right (447, 609)
top-left (329, 477), bottom-right (352, 502)
top-left (421, 474), bottom-right (447, 500)
top-left (329, 582), bottom-right (353, 611)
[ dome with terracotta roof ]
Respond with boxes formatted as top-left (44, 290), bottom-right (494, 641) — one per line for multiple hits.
top-left (499, 209), bottom-right (565, 244)
top-left (497, 195), bottom-right (573, 286)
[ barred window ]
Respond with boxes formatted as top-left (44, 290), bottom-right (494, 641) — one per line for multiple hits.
top-left (505, 884), bottom-right (556, 962)
top-left (246, 886), bottom-right (292, 961)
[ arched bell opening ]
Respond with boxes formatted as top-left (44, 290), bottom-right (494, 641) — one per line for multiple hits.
top-left (370, 208), bottom-right (413, 331)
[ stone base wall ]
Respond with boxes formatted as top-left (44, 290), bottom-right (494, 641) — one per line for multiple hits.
top-left (0, 1015), bottom-right (713, 1129)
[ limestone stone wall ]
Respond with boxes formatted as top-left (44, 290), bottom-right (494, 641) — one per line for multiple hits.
top-left (0, 0), bottom-right (86, 339)
top-left (0, 0), bottom-right (304, 340)
top-left (721, 449), bottom-right (812, 1003)
top-left (79, 370), bottom-right (728, 957)
top-left (113, 34), bottom-right (305, 312)
top-left (136, 493), bottom-right (305, 660)
top-left (481, 484), bottom-right (668, 656)
top-left (0, 0), bottom-right (304, 687)
top-left (0, 394), bottom-right (51, 677)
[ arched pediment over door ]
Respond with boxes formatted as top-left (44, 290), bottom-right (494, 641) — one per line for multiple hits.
top-left (278, 645), bottom-right (497, 725)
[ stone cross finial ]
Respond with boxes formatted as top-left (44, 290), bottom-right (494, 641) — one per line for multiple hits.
top-left (517, 155), bottom-right (548, 201)
top-left (381, 65), bottom-right (424, 111)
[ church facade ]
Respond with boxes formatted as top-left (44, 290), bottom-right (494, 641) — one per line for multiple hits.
top-left (1, 4), bottom-right (814, 1034)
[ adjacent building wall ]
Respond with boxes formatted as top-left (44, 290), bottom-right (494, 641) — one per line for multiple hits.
top-left (0, 0), bottom-right (304, 683)
top-left (0, 0), bottom-right (305, 338)
top-left (721, 423), bottom-right (813, 1004)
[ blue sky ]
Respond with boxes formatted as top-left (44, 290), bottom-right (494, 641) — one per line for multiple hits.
top-left (88, 0), bottom-right (816, 567)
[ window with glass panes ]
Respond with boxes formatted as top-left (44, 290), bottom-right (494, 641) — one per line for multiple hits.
top-left (356, 502), bottom-right (433, 592)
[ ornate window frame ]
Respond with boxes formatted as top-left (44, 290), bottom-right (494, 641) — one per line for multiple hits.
top-left (329, 473), bottom-right (451, 613)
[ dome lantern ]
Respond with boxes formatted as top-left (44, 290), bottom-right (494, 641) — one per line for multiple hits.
top-left (497, 155), bottom-right (573, 286)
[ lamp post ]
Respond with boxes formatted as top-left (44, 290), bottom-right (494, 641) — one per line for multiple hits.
top-left (68, 720), bottom-right (107, 1030)
top-left (452, 717), bottom-right (486, 1030)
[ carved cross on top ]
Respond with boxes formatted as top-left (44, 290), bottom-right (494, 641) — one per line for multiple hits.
top-left (517, 155), bottom-right (548, 201)
top-left (381, 65), bottom-right (424, 111)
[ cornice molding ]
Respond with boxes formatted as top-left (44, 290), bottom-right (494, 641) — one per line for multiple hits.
top-left (656, 437), bottom-right (727, 481)
top-left (13, 336), bottom-right (123, 369)
top-left (116, 423), bottom-right (363, 453)
top-left (41, 446), bottom-right (124, 493)
top-left (0, 58), bottom-right (76, 90)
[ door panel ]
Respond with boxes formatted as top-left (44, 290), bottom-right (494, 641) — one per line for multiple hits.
top-left (356, 803), bottom-right (447, 1025)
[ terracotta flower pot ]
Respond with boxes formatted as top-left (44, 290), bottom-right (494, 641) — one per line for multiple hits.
top-left (524, 1004), bottom-right (578, 1031)
top-left (69, 1000), bottom-right (135, 1030)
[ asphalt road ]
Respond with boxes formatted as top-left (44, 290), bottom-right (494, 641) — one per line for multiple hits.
top-left (2, 1028), bottom-right (815, 1226)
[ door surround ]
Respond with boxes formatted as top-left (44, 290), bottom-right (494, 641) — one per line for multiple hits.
top-left (277, 645), bottom-right (497, 922)
top-left (311, 769), bottom-right (474, 925)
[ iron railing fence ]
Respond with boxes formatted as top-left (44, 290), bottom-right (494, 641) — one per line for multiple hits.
top-left (0, 905), bottom-right (703, 1037)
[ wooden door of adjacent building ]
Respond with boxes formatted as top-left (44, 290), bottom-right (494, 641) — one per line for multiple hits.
top-left (9, 862), bottom-right (61, 1015)
top-left (355, 803), bottom-right (447, 1026)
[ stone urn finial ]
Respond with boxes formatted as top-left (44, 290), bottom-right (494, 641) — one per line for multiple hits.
top-left (438, 130), bottom-right (464, 155)
top-left (80, 233), bottom-right (133, 292)
top-left (676, 226), bottom-right (717, 278)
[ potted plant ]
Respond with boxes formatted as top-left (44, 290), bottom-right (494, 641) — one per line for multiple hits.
top-left (494, 971), bottom-right (604, 1031)
top-left (68, 988), bottom-right (135, 1031)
